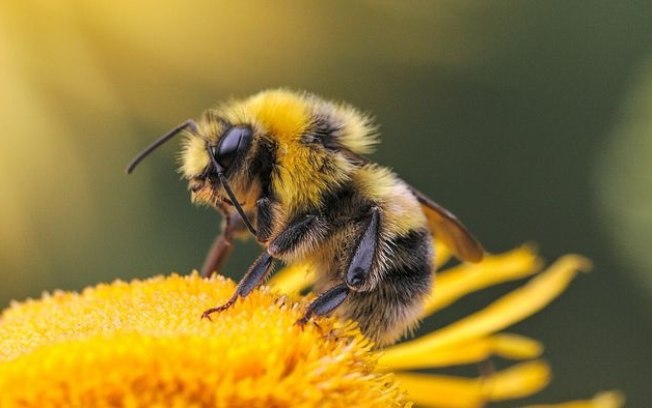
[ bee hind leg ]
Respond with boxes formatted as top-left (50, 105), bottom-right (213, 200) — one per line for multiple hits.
top-left (345, 207), bottom-right (379, 290)
top-left (297, 207), bottom-right (380, 326)
top-left (296, 284), bottom-right (349, 327)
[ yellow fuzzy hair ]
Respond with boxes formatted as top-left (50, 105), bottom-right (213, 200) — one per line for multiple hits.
top-left (230, 89), bottom-right (378, 154)
top-left (353, 164), bottom-right (426, 236)
top-left (180, 89), bottom-right (378, 211)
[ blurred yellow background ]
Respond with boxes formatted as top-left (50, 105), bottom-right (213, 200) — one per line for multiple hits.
top-left (1, 1), bottom-right (650, 405)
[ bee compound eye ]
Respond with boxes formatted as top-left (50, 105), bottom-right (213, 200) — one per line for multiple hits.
top-left (214, 126), bottom-right (252, 170)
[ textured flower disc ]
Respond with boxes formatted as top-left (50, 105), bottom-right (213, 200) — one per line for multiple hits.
top-left (0, 274), bottom-right (408, 407)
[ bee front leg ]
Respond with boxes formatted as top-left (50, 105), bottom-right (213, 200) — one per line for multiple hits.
top-left (201, 251), bottom-right (275, 320)
top-left (201, 212), bottom-right (248, 278)
top-left (298, 207), bottom-right (380, 325)
top-left (201, 211), bottom-right (325, 320)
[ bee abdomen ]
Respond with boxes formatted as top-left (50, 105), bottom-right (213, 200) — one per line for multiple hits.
top-left (340, 228), bottom-right (434, 347)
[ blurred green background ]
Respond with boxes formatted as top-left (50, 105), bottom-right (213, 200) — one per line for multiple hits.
top-left (1, 1), bottom-right (650, 405)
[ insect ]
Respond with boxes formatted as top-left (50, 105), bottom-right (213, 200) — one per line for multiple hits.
top-left (127, 89), bottom-right (483, 346)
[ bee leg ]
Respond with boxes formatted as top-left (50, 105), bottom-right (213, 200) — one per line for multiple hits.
top-left (203, 212), bottom-right (325, 320)
top-left (297, 208), bottom-right (379, 326)
top-left (346, 207), bottom-right (380, 290)
top-left (201, 212), bottom-right (248, 278)
top-left (203, 194), bottom-right (278, 277)
top-left (296, 283), bottom-right (350, 327)
top-left (267, 213), bottom-right (321, 256)
top-left (201, 251), bottom-right (275, 320)
top-left (255, 196), bottom-right (276, 243)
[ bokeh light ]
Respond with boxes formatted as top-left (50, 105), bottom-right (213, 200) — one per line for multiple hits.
top-left (595, 57), bottom-right (652, 298)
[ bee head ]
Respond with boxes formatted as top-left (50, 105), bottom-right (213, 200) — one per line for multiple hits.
top-left (127, 119), bottom-right (259, 235)
top-left (127, 89), bottom-right (378, 231)
top-left (182, 120), bottom-right (260, 234)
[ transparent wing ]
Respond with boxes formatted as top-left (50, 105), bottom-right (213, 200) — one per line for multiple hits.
top-left (409, 186), bottom-right (484, 263)
top-left (343, 150), bottom-right (484, 263)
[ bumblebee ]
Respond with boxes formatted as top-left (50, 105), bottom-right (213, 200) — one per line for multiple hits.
top-left (127, 89), bottom-right (483, 346)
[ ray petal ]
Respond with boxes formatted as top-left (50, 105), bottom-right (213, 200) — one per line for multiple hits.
top-left (424, 245), bottom-right (542, 316)
top-left (380, 333), bottom-right (542, 370)
top-left (395, 360), bottom-right (550, 408)
top-left (433, 238), bottom-right (453, 269)
top-left (522, 391), bottom-right (625, 408)
top-left (268, 262), bottom-right (314, 296)
top-left (382, 255), bottom-right (590, 365)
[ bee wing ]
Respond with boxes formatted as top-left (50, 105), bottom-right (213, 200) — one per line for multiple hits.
top-left (343, 150), bottom-right (484, 263)
top-left (409, 186), bottom-right (484, 263)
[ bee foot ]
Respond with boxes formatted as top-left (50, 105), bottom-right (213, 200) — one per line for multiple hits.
top-left (274, 294), bottom-right (288, 308)
top-left (201, 297), bottom-right (237, 320)
top-left (294, 316), bottom-right (309, 329)
top-left (295, 314), bottom-right (324, 335)
top-left (324, 329), bottom-right (339, 343)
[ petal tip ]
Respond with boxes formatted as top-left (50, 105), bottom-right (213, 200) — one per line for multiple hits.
top-left (559, 254), bottom-right (593, 274)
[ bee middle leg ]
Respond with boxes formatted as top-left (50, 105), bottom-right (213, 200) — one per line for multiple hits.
top-left (201, 211), bottom-right (249, 278)
top-left (295, 283), bottom-right (349, 326)
top-left (201, 194), bottom-right (278, 278)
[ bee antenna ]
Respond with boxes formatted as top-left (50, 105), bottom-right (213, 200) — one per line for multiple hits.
top-left (217, 174), bottom-right (258, 236)
top-left (206, 146), bottom-right (257, 236)
top-left (126, 119), bottom-right (198, 174)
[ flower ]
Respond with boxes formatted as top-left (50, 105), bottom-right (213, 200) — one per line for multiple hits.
top-left (0, 275), bottom-right (406, 407)
top-left (0, 243), bottom-right (623, 407)
top-left (272, 244), bottom-right (622, 408)
top-left (523, 391), bottom-right (625, 408)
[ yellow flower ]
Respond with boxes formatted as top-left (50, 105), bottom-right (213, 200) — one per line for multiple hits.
top-left (0, 244), bottom-right (623, 407)
top-left (272, 244), bottom-right (623, 408)
top-left (523, 391), bottom-right (625, 408)
top-left (0, 275), bottom-right (405, 407)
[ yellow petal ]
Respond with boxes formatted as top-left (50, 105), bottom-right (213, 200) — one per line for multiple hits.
top-left (433, 238), bottom-right (453, 269)
top-left (0, 274), bottom-right (408, 407)
top-left (268, 261), bottom-right (315, 296)
top-left (395, 372), bottom-right (484, 408)
top-left (424, 245), bottom-right (542, 316)
top-left (523, 391), bottom-right (625, 408)
top-left (381, 255), bottom-right (589, 366)
top-left (380, 333), bottom-right (542, 370)
top-left (489, 333), bottom-right (544, 359)
top-left (395, 360), bottom-right (550, 408)
top-left (484, 360), bottom-right (551, 400)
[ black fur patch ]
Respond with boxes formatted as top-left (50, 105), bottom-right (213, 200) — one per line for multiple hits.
top-left (255, 197), bottom-right (274, 242)
top-left (302, 115), bottom-right (343, 151)
top-left (319, 182), bottom-right (373, 228)
top-left (387, 228), bottom-right (433, 275)
top-left (249, 137), bottom-right (277, 197)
